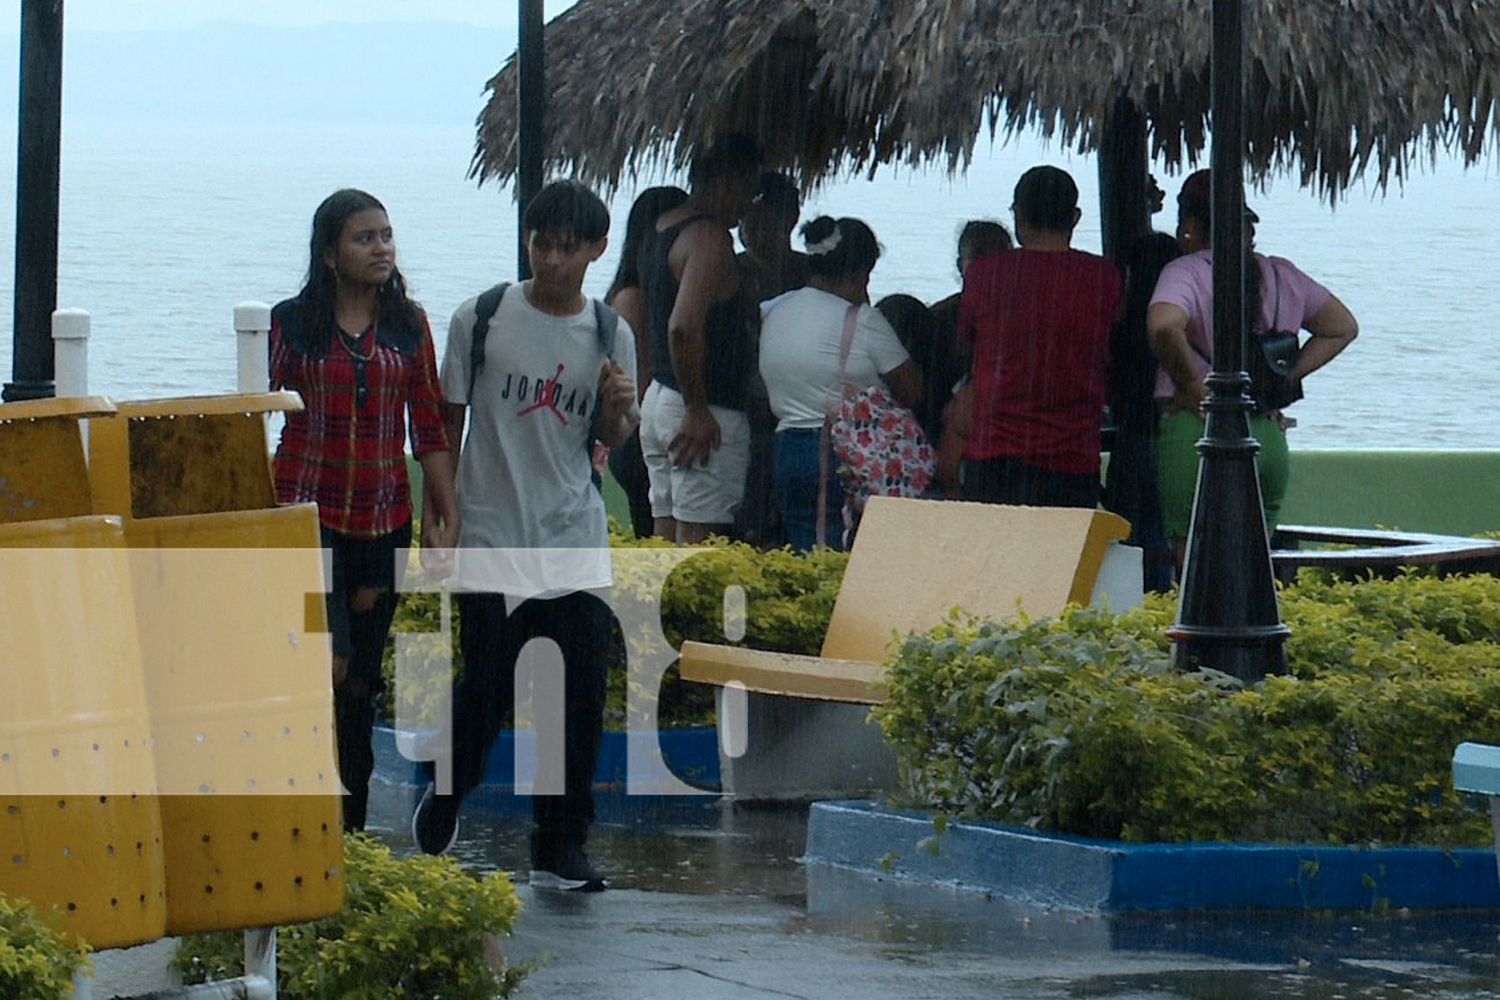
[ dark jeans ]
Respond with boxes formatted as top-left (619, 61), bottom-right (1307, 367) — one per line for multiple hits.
top-left (322, 520), bottom-right (411, 832)
top-left (1101, 427), bottom-right (1174, 593)
top-left (733, 396), bottom-right (784, 548)
top-left (607, 428), bottom-right (653, 540)
top-left (774, 427), bottom-right (845, 551)
top-left (447, 590), bottom-right (611, 847)
top-left (961, 456), bottom-right (1100, 509)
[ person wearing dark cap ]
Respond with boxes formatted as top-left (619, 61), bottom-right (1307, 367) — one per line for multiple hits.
top-left (1148, 169), bottom-right (1358, 570)
top-left (638, 133), bottom-right (762, 543)
top-left (734, 171), bottom-right (809, 547)
top-left (957, 165), bottom-right (1122, 507)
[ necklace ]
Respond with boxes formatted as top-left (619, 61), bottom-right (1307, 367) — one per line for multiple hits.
top-left (335, 323), bottom-right (375, 409)
top-left (336, 323), bottom-right (375, 361)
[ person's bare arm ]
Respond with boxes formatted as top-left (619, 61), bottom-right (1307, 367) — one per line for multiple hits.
top-left (881, 359), bottom-right (924, 410)
top-left (1293, 294), bottom-right (1358, 379)
top-left (936, 380), bottom-right (972, 492)
top-left (609, 286), bottom-right (652, 401)
top-left (666, 222), bottom-right (738, 467)
top-left (442, 402), bottom-right (466, 467)
top-left (1147, 301), bottom-right (1206, 413)
top-left (417, 448), bottom-right (458, 549)
top-left (415, 402), bottom-right (466, 577)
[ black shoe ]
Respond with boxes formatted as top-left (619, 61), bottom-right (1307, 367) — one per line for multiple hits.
top-left (411, 782), bottom-right (460, 855)
top-left (530, 841), bottom-right (608, 892)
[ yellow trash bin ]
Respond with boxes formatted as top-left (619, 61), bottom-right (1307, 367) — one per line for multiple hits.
top-left (90, 393), bottom-right (344, 934)
top-left (0, 398), bottom-right (168, 949)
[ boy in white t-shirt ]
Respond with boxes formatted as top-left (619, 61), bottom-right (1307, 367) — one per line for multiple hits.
top-left (412, 180), bottom-right (639, 893)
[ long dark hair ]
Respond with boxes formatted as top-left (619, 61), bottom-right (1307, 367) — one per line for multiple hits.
top-left (606, 185), bottom-right (688, 303)
top-left (1177, 170), bottom-right (1264, 332)
top-left (1109, 231), bottom-right (1182, 420)
top-left (876, 293), bottom-right (954, 441)
top-left (298, 188), bottom-right (423, 353)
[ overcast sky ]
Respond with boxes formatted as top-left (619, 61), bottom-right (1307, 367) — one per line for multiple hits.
top-left (0, 1), bottom-right (576, 32)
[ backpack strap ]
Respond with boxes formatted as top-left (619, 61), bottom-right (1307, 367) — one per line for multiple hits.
top-left (467, 281), bottom-right (510, 402)
top-left (591, 298), bottom-right (618, 361)
top-left (587, 298), bottom-right (620, 439)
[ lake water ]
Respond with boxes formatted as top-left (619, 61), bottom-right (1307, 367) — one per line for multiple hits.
top-left (1, 114), bottom-right (1497, 450)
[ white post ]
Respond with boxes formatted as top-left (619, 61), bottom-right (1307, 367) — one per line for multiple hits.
top-left (245, 926), bottom-right (277, 999)
top-left (52, 307), bottom-right (90, 397)
top-left (69, 967), bottom-right (93, 1000)
top-left (234, 301), bottom-right (272, 394)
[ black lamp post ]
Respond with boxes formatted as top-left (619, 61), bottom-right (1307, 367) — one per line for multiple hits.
top-left (1166, 0), bottom-right (1289, 681)
top-left (516, 0), bottom-right (544, 282)
top-left (4, 0), bottom-right (63, 403)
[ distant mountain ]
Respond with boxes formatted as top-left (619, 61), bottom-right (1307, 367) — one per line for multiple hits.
top-left (0, 20), bottom-right (520, 125)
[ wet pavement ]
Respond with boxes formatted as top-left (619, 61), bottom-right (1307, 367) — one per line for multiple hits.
top-left (367, 787), bottom-right (1500, 999)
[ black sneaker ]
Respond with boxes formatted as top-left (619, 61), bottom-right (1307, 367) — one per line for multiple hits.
top-left (411, 782), bottom-right (460, 856)
top-left (530, 842), bottom-right (608, 892)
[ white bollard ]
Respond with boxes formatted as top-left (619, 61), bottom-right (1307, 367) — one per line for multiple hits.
top-left (234, 301), bottom-right (272, 394)
top-left (52, 307), bottom-right (90, 398)
top-left (244, 927), bottom-right (277, 995)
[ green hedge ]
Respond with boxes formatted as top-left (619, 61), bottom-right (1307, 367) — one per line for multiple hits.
top-left (382, 535), bottom-right (1500, 846)
top-left (0, 895), bottom-right (89, 1000)
top-left (382, 533), bottom-right (846, 728)
top-left (873, 573), bottom-right (1500, 846)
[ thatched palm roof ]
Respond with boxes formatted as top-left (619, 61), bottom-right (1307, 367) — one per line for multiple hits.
top-left (473, 0), bottom-right (898, 192)
top-left (473, 0), bottom-right (1500, 199)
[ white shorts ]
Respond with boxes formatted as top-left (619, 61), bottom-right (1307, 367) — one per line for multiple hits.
top-left (639, 381), bottom-right (751, 525)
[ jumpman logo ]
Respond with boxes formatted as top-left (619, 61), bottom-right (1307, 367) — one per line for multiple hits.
top-left (517, 362), bottom-right (569, 425)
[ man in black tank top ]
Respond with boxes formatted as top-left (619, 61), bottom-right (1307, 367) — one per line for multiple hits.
top-left (638, 133), bottom-right (762, 543)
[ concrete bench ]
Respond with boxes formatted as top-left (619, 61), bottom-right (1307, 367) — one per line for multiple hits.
top-left (1271, 524), bottom-right (1500, 582)
top-left (679, 497), bottom-right (1139, 800)
top-left (1452, 742), bottom-right (1500, 884)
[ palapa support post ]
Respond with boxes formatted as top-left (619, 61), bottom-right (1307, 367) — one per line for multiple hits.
top-left (5, 0), bottom-right (64, 402)
top-left (516, 0), bottom-right (544, 281)
top-left (1168, 0), bottom-right (1289, 681)
top-left (1097, 95), bottom-right (1151, 264)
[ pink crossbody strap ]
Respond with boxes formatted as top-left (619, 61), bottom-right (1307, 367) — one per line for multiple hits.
top-left (817, 303), bottom-right (861, 549)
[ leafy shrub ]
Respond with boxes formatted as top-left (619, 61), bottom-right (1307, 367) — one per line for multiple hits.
top-left (652, 536), bottom-right (845, 655)
top-left (608, 535), bottom-right (845, 728)
top-left (0, 894), bottom-right (89, 1000)
top-left (176, 834), bottom-right (525, 1000)
top-left (380, 534), bottom-right (848, 729)
top-left (874, 574), bottom-right (1500, 846)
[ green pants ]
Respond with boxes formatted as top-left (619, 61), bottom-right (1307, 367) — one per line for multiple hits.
top-left (1156, 408), bottom-right (1289, 540)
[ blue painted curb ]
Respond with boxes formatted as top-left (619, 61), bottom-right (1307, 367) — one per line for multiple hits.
top-left (806, 800), bottom-right (1500, 912)
top-left (372, 723), bottom-right (720, 803)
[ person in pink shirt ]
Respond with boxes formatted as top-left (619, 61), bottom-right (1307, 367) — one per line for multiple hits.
top-left (1148, 170), bottom-right (1358, 569)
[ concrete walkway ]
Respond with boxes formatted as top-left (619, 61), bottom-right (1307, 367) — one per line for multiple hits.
top-left (367, 787), bottom-right (1500, 1000)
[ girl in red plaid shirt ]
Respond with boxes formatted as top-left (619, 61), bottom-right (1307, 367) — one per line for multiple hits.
top-left (270, 188), bottom-right (458, 831)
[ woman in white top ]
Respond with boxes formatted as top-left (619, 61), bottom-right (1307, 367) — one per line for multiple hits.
top-left (758, 216), bottom-right (922, 550)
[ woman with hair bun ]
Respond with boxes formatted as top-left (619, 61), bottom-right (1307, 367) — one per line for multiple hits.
top-left (757, 216), bottom-right (923, 550)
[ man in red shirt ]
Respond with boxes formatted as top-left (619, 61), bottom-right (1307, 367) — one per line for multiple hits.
top-left (958, 165), bottom-right (1122, 507)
